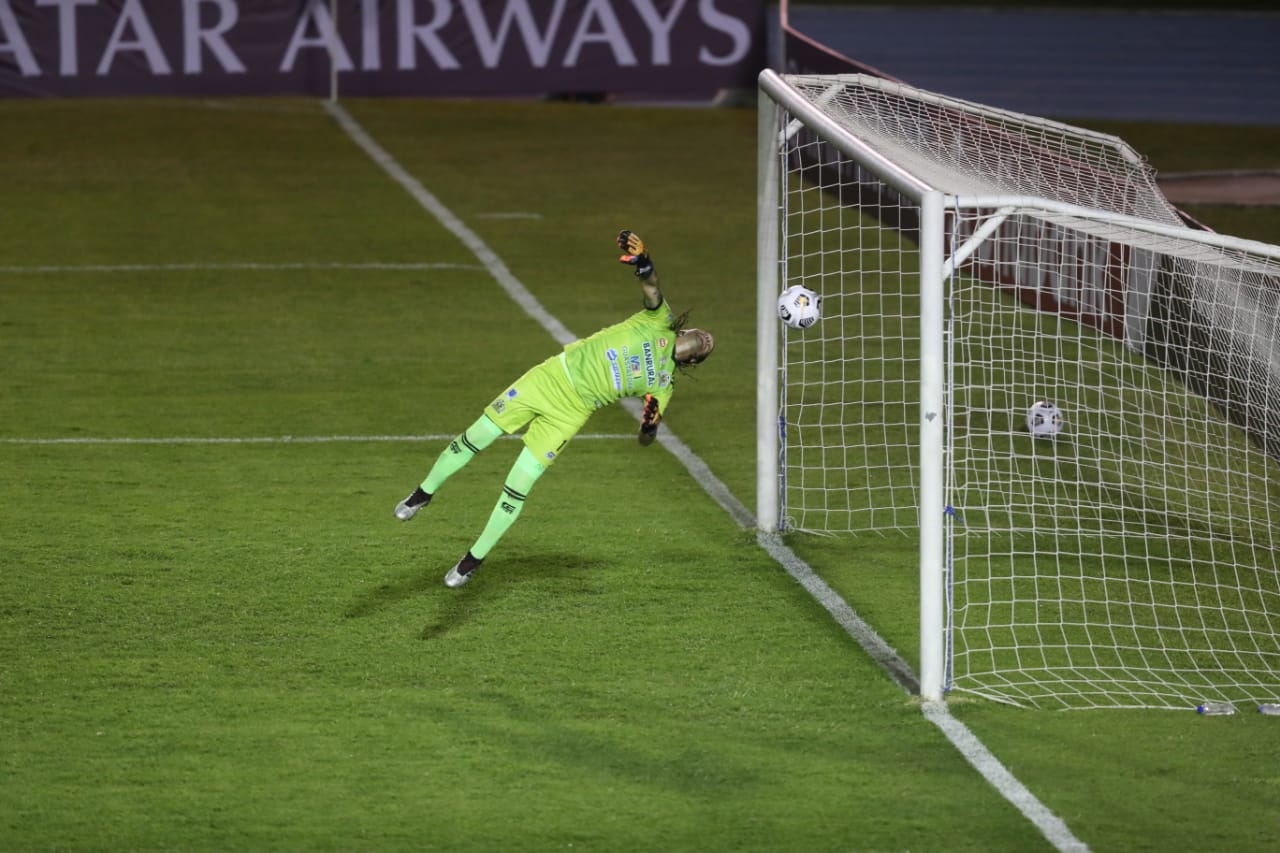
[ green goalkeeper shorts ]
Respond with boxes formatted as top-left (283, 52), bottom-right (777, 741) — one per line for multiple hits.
top-left (485, 353), bottom-right (593, 467)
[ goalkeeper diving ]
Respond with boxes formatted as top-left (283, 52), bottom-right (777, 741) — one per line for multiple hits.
top-left (394, 230), bottom-right (716, 588)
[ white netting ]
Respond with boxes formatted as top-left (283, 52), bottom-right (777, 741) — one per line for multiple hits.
top-left (779, 129), bottom-right (922, 533)
top-left (784, 73), bottom-right (1184, 226)
top-left (946, 209), bottom-right (1280, 709)
top-left (770, 73), bottom-right (1280, 709)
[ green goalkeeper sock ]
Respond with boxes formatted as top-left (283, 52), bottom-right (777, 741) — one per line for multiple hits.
top-left (422, 414), bottom-right (504, 494)
top-left (470, 446), bottom-right (547, 560)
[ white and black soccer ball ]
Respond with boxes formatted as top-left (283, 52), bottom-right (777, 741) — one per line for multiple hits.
top-left (1026, 400), bottom-right (1064, 438)
top-left (777, 285), bottom-right (822, 330)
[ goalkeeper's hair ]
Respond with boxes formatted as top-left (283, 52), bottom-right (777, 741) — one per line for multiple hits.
top-left (670, 310), bottom-right (714, 373)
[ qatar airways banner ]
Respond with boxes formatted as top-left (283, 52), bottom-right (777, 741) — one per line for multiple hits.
top-left (0, 0), bottom-right (764, 97)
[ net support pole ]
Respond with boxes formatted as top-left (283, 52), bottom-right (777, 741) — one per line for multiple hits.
top-left (919, 191), bottom-right (946, 700)
top-left (756, 83), bottom-right (782, 533)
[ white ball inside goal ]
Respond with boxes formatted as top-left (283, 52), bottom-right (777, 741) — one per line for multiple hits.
top-left (777, 285), bottom-right (822, 329)
top-left (1026, 400), bottom-right (1064, 437)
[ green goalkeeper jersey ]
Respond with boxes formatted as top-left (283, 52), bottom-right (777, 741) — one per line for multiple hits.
top-left (561, 300), bottom-right (678, 413)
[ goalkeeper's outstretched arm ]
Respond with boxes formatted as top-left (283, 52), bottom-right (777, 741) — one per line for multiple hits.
top-left (617, 229), bottom-right (663, 309)
top-left (618, 229), bottom-right (679, 447)
top-left (639, 270), bottom-right (662, 310)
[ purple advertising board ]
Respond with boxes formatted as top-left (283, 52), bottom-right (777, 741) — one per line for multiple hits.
top-left (0, 0), bottom-right (765, 98)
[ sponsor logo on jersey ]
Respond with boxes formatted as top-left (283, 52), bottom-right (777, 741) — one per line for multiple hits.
top-left (545, 451), bottom-right (556, 461)
top-left (507, 389), bottom-right (518, 398)
top-left (658, 371), bottom-right (672, 387)
top-left (605, 348), bottom-right (622, 391)
top-left (627, 355), bottom-right (642, 380)
top-left (642, 342), bottom-right (656, 385)
top-left (658, 337), bottom-right (668, 348)
top-left (491, 398), bottom-right (506, 414)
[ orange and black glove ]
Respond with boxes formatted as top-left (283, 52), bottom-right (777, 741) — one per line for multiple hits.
top-left (617, 230), bottom-right (655, 280)
top-left (638, 394), bottom-right (661, 446)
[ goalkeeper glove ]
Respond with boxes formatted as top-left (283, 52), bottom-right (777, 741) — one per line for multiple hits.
top-left (638, 393), bottom-right (661, 446)
top-left (617, 230), bottom-right (655, 280)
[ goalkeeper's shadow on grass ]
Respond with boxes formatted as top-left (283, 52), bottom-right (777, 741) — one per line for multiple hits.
top-left (342, 568), bottom-right (484, 640)
top-left (342, 570), bottom-right (438, 620)
top-left (416, 550), bottom-right (608, 640)
top-left (341, 551), bottom-right (606, 637)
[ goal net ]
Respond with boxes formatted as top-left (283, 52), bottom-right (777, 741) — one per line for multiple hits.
top-left (757, 70), bottom-right (1280, 710)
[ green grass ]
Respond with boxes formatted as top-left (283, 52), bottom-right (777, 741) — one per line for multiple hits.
top-left (2, 97), bottom-right (1279, 851)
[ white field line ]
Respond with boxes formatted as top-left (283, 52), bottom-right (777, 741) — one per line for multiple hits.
top-left (323, 100), bottom-right (1091, 853)
top-left (0, 262), bottom-right (483, 274)
top-left (924, 703), bottom-right (1090, 853)
top-left (324, 102), bottom-right (577, 348)
top-left (0, 434), bottom-right (629, 446)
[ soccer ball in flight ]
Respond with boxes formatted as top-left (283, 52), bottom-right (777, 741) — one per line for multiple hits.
top-left (777, 285), bottom-right (822, 329)
top-left (1026, 401), bottom-right (1064, 438)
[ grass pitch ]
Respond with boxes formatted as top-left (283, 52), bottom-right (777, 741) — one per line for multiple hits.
top-left (1, 97), bottom-right (1279, 851)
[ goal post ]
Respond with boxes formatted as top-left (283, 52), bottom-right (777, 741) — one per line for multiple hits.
top-left (757, 85), bottom-right (782, 535)
top-left (918, 190), bottom-right (945, 702)
top-left (757, 68), bottom-right (1280, 710)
